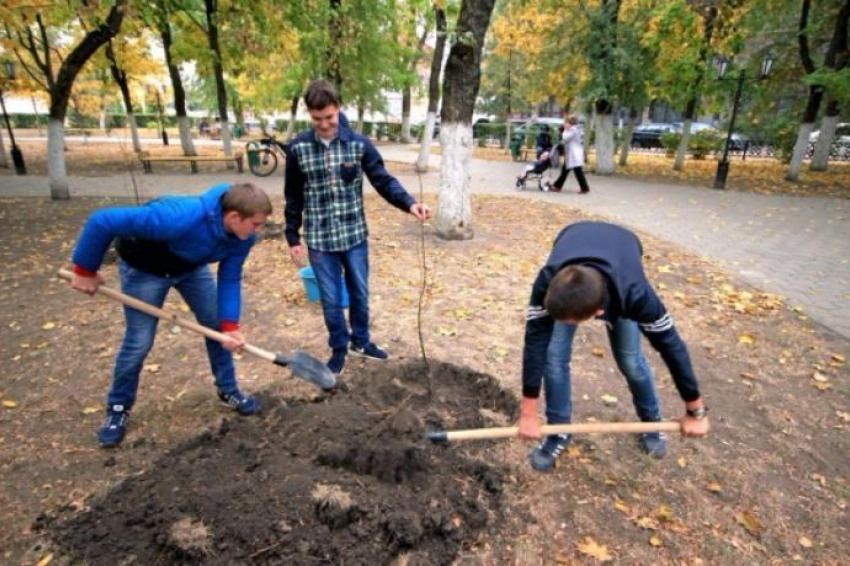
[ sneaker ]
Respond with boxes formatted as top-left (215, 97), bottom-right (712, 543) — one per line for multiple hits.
top-left (515, 177), bottom-right (524, 189)
top-left (639, 432), bottom-right (667, 459)
top-left (98, 404), bottom-right (130, 448)
top-left (349, 342), bottom-right (389, 361)
top-left (217, 389), bottom-right (261, 416)
top-left (328, 349), bottom-right (347, 376)
top-left (529, 433), bottom-right (571, 472)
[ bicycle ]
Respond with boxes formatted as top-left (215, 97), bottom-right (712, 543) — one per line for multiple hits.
top-left (246, 135), bottom-right (288, 177)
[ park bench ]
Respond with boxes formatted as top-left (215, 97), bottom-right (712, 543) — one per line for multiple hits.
top-left (138, 151), bottom-right (244, 174)
top-left (65, 129), bottom-right (92, 144)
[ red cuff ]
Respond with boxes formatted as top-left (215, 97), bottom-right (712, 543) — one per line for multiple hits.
top-left (73, 264), bottom-right (97, 277)
top-left (220, 321), bottom-right (240, 332)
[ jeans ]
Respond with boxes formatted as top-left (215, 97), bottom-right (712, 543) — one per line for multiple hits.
top-left (552, 165), bottom-right (590, 192)
top-left (544, 318), bottom-right (661, 424)
top-left (308, 240), bottom-right (370, 351)
top-left (107, 262), bottom-right (238, 408)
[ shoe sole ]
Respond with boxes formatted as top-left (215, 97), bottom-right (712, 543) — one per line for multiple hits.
top-left (348, 349), bottom-right (390, 362)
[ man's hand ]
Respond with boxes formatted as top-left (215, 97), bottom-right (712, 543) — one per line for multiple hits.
top-left (409, 203), bottom-right (432, 221)
top-left (289, 243), bottom-right (307, 267)
top-left (680, 414), bottom-right (710, 437)
top-left (71, 272), bottom-right (104, 296)
top-left (517, 397), bottom-right (542, 440)
top-left (222, 330), bottom-right (246, 352)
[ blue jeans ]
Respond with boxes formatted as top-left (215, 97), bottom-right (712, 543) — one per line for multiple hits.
top-left (108, 262), bottom-right (238, 408)
top-left (544, 318), bottom-right (661, 424)
top-left (308, 240), bottom-right (370, 351)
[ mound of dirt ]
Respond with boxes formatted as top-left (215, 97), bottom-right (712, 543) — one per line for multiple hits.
top-left (37, 361), bottom-right (518, 564)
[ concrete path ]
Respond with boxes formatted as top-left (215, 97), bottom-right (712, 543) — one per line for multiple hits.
top-left (1, 140), bottom-right (847, 338)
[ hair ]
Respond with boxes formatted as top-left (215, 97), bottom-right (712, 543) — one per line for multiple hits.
top-left (304, 79), bottom-right (341, 110)
top-left (567, 116), bottom-right (578, 125)
top-left (544, 265), bottom-right (607, 321)
top-left (222, 183), bottom-right (273, 217)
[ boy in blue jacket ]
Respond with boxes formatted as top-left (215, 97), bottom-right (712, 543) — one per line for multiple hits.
top-left (284, 79), bottom-right (431, 377)
top-left (518, 221), bottom-right (710, 471)
top-left (70, 183), bottom-right (272, 447)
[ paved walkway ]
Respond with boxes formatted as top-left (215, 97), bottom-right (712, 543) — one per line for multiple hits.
top-left (2, 140), bottom-right (848, 338)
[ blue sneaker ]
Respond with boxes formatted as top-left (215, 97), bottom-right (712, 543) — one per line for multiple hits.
top-left (97, 404), bottom-right (130, 448)
top-left (349, 342), bottom-right (389, 361)
top-left (217, 389), bottom-right (260, 416)
top-left (529, 433), bottom-right (571, 472)
top-left (639, 432), bottom-right (667, 459)
top-left (328, 349), bottom-right (347, 376)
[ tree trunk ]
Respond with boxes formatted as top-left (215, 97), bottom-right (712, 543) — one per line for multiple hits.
top-left (675, 117), bottom-right (693, 170)
top-left (99, 109), bottom-right (107, 131)
top-left (158, 1), bottom-right (197, 156)
top-left (205, 0), bottom-right (233, 163)
top-left (356, 103), bottom-right (365, 134)
top-left (127, 113), bottom-right (141, 152)
top-left (287, 97), bottom-right (298, 140)
top-left (415, 4), bottom-right (447, 172)
top-left (0, 130), bottom-right (7, 168)
top-left (46, 0), bottom-right (128, 199)
top-left (106, 41), bottom-right (142, 153)
top-left (618, 107), bottom-right (638, 167)
top-left (435, 0), bottom-right (497, 240)
top-left (786, 86), bottom-right (823, 181)
top-left (594, 100), bottom-right (615, 174)
top-left (328, 0), bottom-right (343, 90)
top-left (810, 104), bottom-right (838, 171)
top-left (401, 86), bottom-right (412, 143)
top-left (32, 97), bottom-right (43, 137)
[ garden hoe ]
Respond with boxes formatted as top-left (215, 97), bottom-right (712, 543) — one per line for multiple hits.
top-left (58, 268), bottom-right (336, 390)
top-left (425, 421), bottom-right (682, 444)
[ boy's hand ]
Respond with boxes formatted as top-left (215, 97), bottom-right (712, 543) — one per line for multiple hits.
top-left (409, 203), bottom-right (432, 221)
top-left (517, 397), bottom-right (542, 440)
top-left (71, 272), bottom-right (104, 295)
top-left (222, 330), bottom-right (246, 352)
top-left (289, 244), bottom-right (307, 267)
top-left (680, 414), bottom-right (710, 437)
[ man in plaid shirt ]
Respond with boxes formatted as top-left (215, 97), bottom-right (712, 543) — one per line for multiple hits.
top-left (284, 79), bottom-right (431, 376)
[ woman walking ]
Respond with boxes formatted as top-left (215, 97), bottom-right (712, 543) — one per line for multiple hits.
top-left (550, 116), bottom-right (590, 194)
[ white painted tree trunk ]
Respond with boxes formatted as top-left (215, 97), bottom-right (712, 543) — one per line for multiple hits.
top-left (48, 118), bottom-right (70, 199)
top-left (401, 114), bottom-right (411, 143)
top-left (177, 115), bottom-right (197, 156)
top-left (127, 113), bottom-right (142, 153)
top-left (786, 123), bottom-right (814, 181)
top-left (618, 120), bottom-right (635, 167)
top-left (435, 122), bottom-right (473, 240)
top-left (220, 119), bottom-right (234, 168)
top-left (99, 110), bottom-right (107, 131)
top-left (674, 118), bottom-right (692, 171)
top-left (810, 115), bottom-right (837, 171)
top-left (415, 111), bottom-right (437, 172)
top-left (286, 109), bottom-right (296, 141)
top-left (594, 113), bottom-right (615, 175)
top-left (32, 97), bottom-right (43, 137)
top-left (0, 131), bottom-right (7, 168)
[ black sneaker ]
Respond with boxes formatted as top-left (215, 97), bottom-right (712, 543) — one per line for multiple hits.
top-left (639, 432), bottom-right (667, 459)
top-left (328, 349), bottom-right (347, 375)
top-left (529, 433), bottom-right (571, 472)
top-left (97, 404), bottom-right (130, 448)
top-left (349, 342), bottom-right (389, 361)
top-left (217, 389), bottom-right (260, 415)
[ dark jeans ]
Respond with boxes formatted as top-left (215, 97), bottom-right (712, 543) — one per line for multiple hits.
top-left (108, 262), bottom-right (238, 409)
top-left (552, 164), bottom-right (590, 192)
top-left (308, 240), bottom-right (370, 352)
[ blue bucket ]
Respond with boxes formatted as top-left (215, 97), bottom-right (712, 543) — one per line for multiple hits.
top-left (299, 266), bottom-right (349, 308)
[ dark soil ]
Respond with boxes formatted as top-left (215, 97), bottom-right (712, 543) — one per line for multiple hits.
top-left (36, 362), bottom-right (518, 565)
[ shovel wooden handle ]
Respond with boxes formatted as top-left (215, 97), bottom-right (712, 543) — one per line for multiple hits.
top-left (58, 268), bottom-right (276, 363)
top-left (426, 421), bottom-right (682, 443)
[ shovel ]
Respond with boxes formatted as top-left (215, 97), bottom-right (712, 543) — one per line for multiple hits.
top-left (58, 268), bottom-right (335, 390)
top-left (425, 421), bottom-right (681, 444)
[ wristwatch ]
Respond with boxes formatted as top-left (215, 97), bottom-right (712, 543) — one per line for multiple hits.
top-left (686, 406), bottom-right (709, 419)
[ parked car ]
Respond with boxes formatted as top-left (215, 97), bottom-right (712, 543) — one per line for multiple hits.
top-left (511, 117), bottom-right (564, 142)
top-left (630, 123), bottom-right (681, 148)
top-left (809, 122), bottom-right (850, 156)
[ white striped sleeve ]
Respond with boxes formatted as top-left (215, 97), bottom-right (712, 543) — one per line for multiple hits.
top-left (526, 305), bottom-right (549, 321)
top-left (639, 312), bottom-right (673, 333)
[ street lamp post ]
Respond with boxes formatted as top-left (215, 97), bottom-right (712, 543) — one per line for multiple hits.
top-left (0, 61), bottom-right (27, 175)
top-left (713, 55), bottom-right (773, 189)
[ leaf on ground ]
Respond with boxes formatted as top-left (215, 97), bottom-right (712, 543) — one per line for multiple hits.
top-left (656, 505), bottom-right (674, 522)
top-left (600, 394), bottom-right (618, 405)
top-left (677, 456), bottom-right (687, 468)
top-left (837, 411), bottom-right (850, 423)
top-left (436, 326), bottom-right (458, 337)
top-left (649, 534), bottom-right (663, 547)
top-left (738, 334), bottom-right (755, 345)
top-left (42, 322), bottom-right (56, 330)
top-left (637, 516), bottom-right (659, 530)
top-left (82, 406), bottom-right (99, 414)
top-left (144, 364), bottom-right (161, 373)
top-left (576, 537), bottom-right (613, 562)
top-left (3, 399), bottom-right (18, 408)
top-left (707, 481), bottom-right (723, 493)
top-left (740, 372), bottom-right (757, 380)
top-left (614, 499), bottom-right (630, 513)
top-left (812, 372), bottom-right (829, 382)
top-left (179, 304), bottom-right (190, 313)
top-left (831, 353), bottom-right (845, 363)
top-left (798, 535), bottom-right (813, 548)
top-left (591, 347), bottom-right (605, 357)
top-left (736, 510), bottom-right (763, 536)
top-left (36, 553), bottom-right (53, 566)
top-left (657, 265), bottom-right (672, 273)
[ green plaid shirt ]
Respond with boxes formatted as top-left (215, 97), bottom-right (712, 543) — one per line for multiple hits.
top-left (284, 119), bottom-right (416, 252)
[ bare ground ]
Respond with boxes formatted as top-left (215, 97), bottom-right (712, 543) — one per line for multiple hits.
top-left (0, 193), bottom-right (847, 564)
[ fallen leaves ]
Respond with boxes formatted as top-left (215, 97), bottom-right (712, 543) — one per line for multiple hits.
top-left (591, 346), bottom-right (605, 358)
top-left (736, 510), bottom-right (763, 536)
top-left (707, 481), bottom-right (723, 493)
top-left (738, 334), bottom-right (755, 346)
top-left (600, 394), bottom-right (618, 405)
top-left (3, 399), bottom-right (18, 408)
top-left (42, 321), bottom-right (56, 330)
top-left (576, 536), bottom-right (613, 562)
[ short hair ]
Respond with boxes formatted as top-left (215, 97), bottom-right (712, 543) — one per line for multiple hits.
top-left (567, 116), bottom-right (578, 125)
top-left (222, 183), bottom-right (273, 217)
top-left (304, 79), bottom-right (341, 110)
top-left (544, 265), bottom-right (607, 321)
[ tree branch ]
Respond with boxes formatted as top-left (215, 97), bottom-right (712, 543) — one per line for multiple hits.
top-left (798, 0), bottom-right (815, 75)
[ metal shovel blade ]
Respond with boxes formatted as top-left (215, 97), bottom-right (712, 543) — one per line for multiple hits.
top-left (274, 350), bottom-right (336, 390)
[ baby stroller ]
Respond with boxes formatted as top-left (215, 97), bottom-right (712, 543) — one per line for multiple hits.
top-left (515, 143), bottom-right (561, 191)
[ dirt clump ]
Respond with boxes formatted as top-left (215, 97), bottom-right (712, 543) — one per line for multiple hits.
top-left (37, 361), bottom-right (518, 564)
